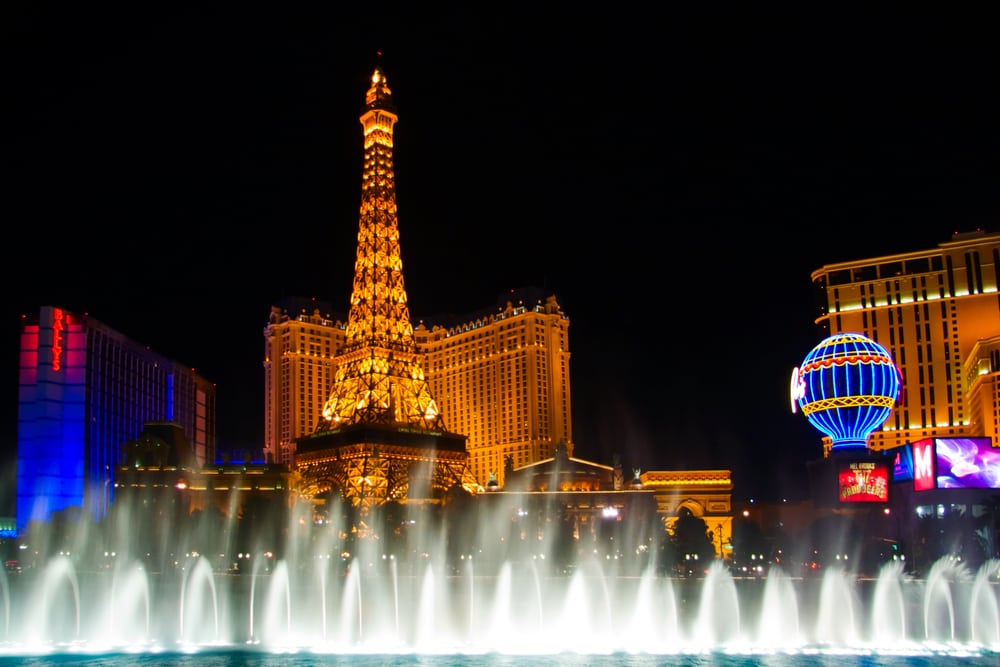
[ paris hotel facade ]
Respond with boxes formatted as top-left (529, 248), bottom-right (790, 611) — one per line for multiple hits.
top-left (263, 286), bottom-right (571, 488)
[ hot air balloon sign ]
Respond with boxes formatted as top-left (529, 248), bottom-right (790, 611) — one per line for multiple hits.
top-left (790, 333), bottom-right (901, 453)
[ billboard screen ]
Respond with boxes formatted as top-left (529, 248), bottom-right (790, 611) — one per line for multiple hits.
top-left (934, 437), bottom-right (1000, 490)
top-left (838, 460), bottom-right (890, 503)
top-left (890, 444), bottom-right (914, 482)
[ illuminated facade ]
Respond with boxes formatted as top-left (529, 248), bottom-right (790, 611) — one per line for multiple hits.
top-left (263, 288), bottom-right (572, 491)
top-left (263, 297), bottom-right (342, 466)
top-left (963, 335), bottom-right (1000, 446)
top-left (414, 287), bottom-right (572, 488)
top-left (293, 66), bottom-right (478, 506)
top-left (810, 230), bottom-right (1000, 455)
top-left (16, 306), bottom-right (216, 532)
top-left (640, 469), bottom-right (734, 557)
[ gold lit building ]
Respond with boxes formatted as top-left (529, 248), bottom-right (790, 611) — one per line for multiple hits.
top-left (262, 288), bottom-right (573, 490)
top-left (640, 469), bottom-right (734, 541)
top-left (965, 334), bottom-right (1000, 445)
top-left (414, 288), bottom-right (572, 488)
top-left (810, 230), bottom-right (1000, 454)
top-left (263, 297), bottom-right (342, 467)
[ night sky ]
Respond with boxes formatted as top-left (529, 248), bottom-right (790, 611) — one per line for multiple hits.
top-left (3, 6), bottom-right (998, 511)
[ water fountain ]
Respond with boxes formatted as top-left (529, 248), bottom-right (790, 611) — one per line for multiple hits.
top-left (0, 494), bottom-right (998, 667)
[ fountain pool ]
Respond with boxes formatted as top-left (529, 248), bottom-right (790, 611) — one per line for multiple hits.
top-left (1, 551), bottom-right (997, 665)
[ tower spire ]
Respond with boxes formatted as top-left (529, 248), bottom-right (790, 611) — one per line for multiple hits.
top-left (317, 65), bottom-right (445, 432)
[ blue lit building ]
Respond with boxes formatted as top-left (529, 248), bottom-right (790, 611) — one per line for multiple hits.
top-left (15, 306), bottom-right (216, 533)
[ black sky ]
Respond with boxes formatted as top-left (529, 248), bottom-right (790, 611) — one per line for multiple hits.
top-left (3, 6), bottom-right (998, 508)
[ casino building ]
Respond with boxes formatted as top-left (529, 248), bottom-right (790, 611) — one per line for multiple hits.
top-left (264, 288), bottom-right (571, 490)
top-left (796, 231), bottom-right (1000, 567)
top-left (15, 306), bottom-right (216, 532)
top-left (809, 229), bottom-right (1000, 455)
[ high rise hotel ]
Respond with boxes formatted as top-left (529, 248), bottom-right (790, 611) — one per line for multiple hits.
top-left (16, 306), bottom-right (216, 532)
top-left (263, 286), bottom-right (572, 488)
top-left (414, 288), bottom-right (572, 487)
top-left (810, 230), bottom-right (1000, 455)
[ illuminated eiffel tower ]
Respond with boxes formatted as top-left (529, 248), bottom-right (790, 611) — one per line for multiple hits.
top-left (295, 63), bottom-right (480, 507)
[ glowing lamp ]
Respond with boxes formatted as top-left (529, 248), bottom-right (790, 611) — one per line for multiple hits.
top-left (790, 333), bottom-right (901, 452)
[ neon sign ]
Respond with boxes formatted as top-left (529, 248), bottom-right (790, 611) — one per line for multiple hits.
top-left (793, 333), bottom-right (901, 451)
top-left (912, 439), bottom-right (935, 491)
top-left (789, 366), bottom-right (804, 413)
top-left (52, 308), bottom-right (65, 372)
top-left (891, 443), bottom-right (914, 482)
top-left (838, 461), bottom-right (889, 503)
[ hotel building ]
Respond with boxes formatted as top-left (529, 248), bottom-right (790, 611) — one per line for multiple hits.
top-left (415, 287), bottom-right (572, 487)
top-left (16, 306), bottom-right (216, 532)
top-left (810, 230), bottom-right (1000, 455)
top-left (263, 286), bottom-right (572, 489)
top-left (263, 296), bottom-right (340, 467)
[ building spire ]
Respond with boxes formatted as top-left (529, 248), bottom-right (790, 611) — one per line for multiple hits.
top-left (364, 53), bottom-right (395, 114)
top-left (317, 65), bottom-right (444, 432)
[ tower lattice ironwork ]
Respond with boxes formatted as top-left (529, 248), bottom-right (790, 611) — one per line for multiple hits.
top-left (316, 66), bottom-right (442, 432)
top-left (295, 64), bottom-right (479, 506)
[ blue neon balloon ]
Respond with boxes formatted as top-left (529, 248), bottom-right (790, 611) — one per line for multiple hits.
top-left (792, 333), bottom-right (901, 452)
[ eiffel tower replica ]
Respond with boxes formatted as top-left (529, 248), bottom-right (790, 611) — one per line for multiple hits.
top-left (295, 64), bottom-right (480, 508)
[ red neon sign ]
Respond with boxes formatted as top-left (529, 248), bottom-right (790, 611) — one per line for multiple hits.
top-left (52, 308), bottom-right (65, 372)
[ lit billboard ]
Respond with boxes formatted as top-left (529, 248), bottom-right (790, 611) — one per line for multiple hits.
top-left (890, 443), bottom-right (914, 482)
top-left (838, 460), bottom-right (890, 503)
top-left (911, 437), bottom-right (1000, 491)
